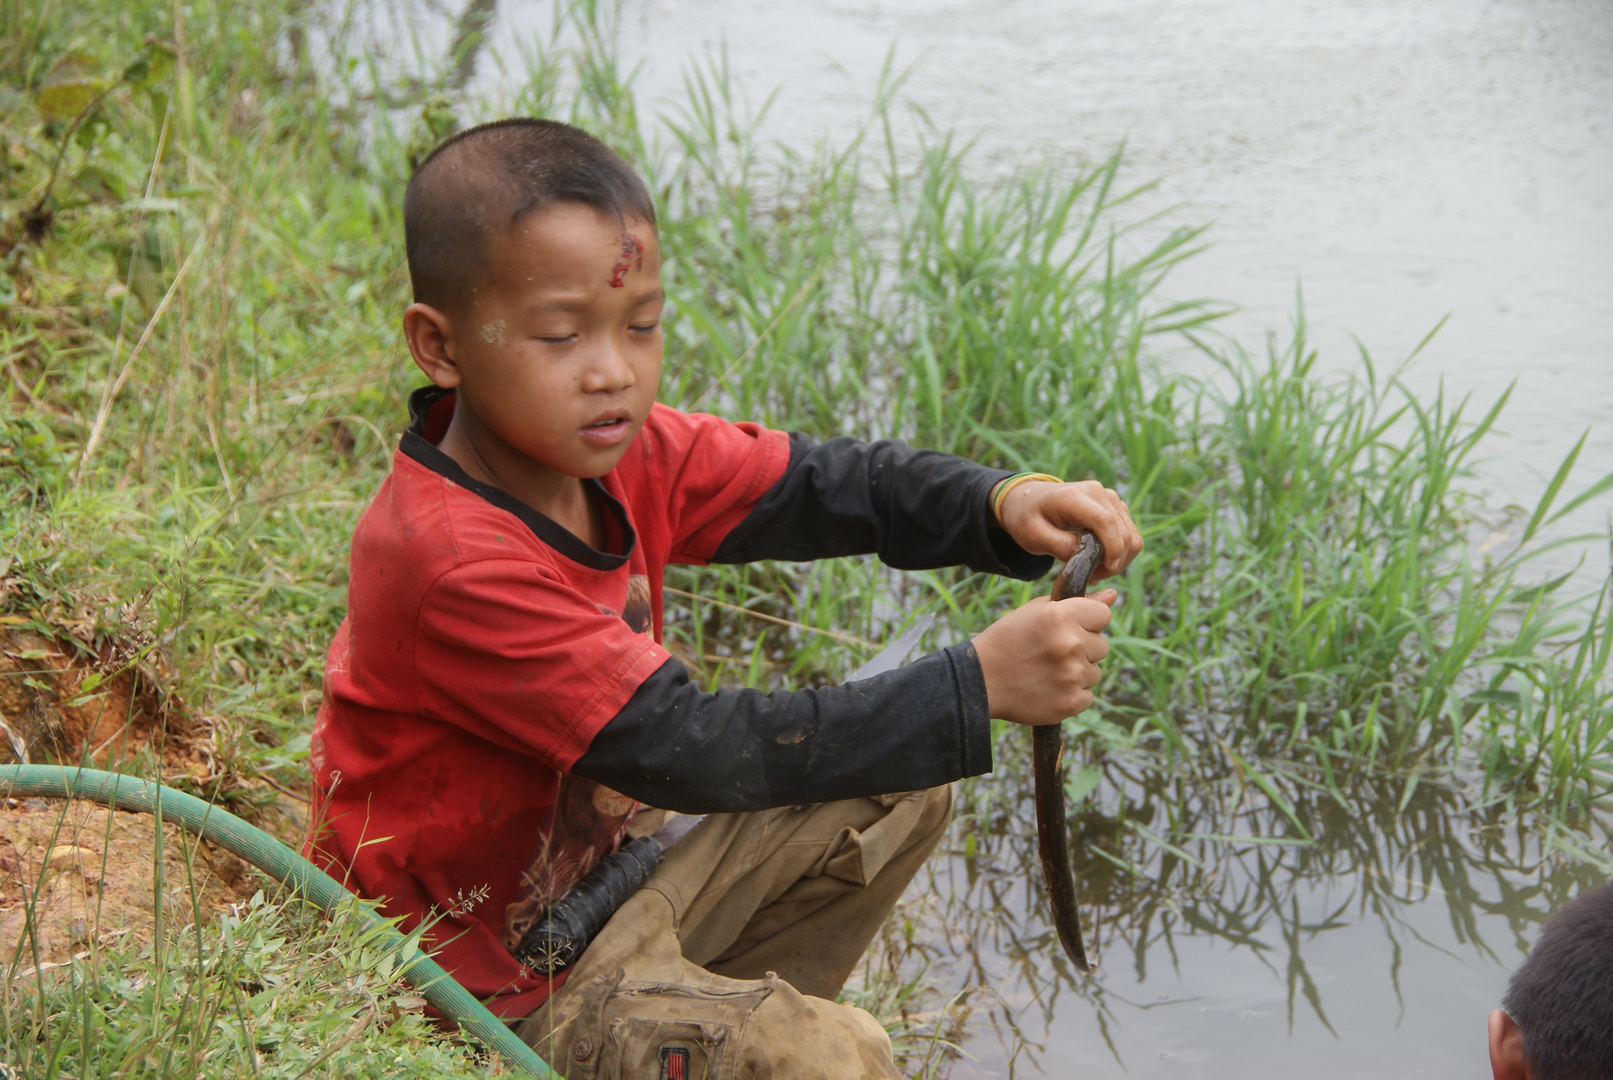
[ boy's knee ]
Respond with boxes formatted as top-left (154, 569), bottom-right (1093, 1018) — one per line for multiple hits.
top-left (523, 968), bottom-right (900, 1079)
top-left (738, 979), bottom-right (902, 1079)
top-left (920, 782), bottom-right (954, 829)
top-left (900, 783), bottom-right (954, 848)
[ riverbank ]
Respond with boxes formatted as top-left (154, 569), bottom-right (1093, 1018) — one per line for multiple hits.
top-left (2, 1), bottom-right (1608, 1075)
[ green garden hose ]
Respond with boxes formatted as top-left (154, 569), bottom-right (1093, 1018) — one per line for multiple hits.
top-left (0, 764), bottom-right (559, 1079)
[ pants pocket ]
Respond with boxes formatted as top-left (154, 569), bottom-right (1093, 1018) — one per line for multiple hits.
top-left (605, 1018), bottom-right (722, 1079)
top-left (599, 978), bottom-right (774, 1080)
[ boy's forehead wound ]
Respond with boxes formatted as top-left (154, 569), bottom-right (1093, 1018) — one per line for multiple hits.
top-left (609, 234), bottom-right (644, 288)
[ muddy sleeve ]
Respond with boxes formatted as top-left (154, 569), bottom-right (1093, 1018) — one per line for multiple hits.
top-left (709, 432), bottom-right (1054, 580)
top-left (570, 644), bottom-right (993, 813)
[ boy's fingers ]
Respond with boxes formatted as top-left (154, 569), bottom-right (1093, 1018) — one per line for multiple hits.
top-left (1066, 596), bottom-right (1113, 633)
top-left (1005, 479), bottom-right (1141, 573)
top-left (1090, 532), bottom-right (1141, 580)
top-left (1027, 517), bottom-right (1079, 561)
top-left (1035, 481), bottom-right (1134, 573)
top-left (1091, 487), bottom-right (1140, 573)
top-left (1121, 503), bottom-right (1143, 566)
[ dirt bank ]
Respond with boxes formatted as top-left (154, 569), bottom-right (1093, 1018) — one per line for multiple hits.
top-left (0, 623), bottom-right (185, 769)
top-left (0, 796), bottom-right (259, 973)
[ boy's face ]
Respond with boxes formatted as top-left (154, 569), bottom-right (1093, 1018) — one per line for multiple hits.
top-left (406, 201), bottom-right (664, 489)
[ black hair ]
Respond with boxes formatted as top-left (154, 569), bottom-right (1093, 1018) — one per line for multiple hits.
top-left (1502, 881), bottom-right (1613, 1080)
top-left (402, 118), bottom-right (656, 313)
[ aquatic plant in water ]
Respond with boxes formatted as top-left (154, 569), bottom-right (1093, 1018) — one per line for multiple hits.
top-left (0, 0), bottom-right (1608, 1074)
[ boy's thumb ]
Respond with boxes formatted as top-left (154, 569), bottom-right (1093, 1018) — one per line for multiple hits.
top-left (1023, 519), bottom-right (1077, 560)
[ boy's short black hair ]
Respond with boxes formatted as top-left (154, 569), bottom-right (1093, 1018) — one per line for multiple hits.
top-left (1502, 881), bottom-right (1613, 1080)
top-left (403, 118), bottom-right (656, 313)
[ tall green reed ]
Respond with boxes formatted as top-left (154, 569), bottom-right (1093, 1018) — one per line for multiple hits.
top-left (614, 40), bottom-right (1611, 813)
top-left (3, 0), bottom-right (1608, 828)
top-left (2, 0), bottom-right (1608, 1074)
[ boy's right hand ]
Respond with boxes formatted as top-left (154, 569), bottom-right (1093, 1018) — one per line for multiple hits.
top-left (973, 590), bottom-right (1116, 725)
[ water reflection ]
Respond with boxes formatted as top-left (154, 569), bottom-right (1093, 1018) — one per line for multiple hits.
top-left (902, 746), bottom-right (1610, 1078)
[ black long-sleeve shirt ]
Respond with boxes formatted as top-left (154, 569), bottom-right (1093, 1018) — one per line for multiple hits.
top-left (572, 433), bottom-right (1052, 812)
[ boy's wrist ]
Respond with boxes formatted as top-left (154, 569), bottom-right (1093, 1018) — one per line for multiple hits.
top-left (991, 472), bottom-right (1062, 526)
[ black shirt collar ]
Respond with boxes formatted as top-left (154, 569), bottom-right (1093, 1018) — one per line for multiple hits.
top-left (400, 385), bottom-right (634, 572)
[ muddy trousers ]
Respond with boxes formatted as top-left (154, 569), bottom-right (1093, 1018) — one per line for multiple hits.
top-left (514, 786), bottom-right (953, 1079)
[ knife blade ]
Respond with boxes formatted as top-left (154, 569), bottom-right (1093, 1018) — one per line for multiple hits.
top-left (844, 613), bottom-right (936, 683)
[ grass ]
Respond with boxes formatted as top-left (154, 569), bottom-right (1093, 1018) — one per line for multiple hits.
top-left (1, 0), bottom-right (1609, 1075)
top-left (6, 867), bottom-right (493, 1078)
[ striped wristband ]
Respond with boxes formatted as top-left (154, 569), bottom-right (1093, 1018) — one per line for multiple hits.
top-left (991, 472), bottom-right (1062, 525)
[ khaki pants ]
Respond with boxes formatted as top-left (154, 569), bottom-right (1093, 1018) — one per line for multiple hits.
top-left (514, 786), bottom-right (953, 1079)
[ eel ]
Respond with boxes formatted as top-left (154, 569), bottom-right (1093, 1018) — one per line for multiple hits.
top-left (1034, 528), bottom-right (1105, 973)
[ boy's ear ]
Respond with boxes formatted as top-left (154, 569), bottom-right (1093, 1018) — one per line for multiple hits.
top-left (402, 302), bottom-right (462, 388)
top-left (1489, 1009), bottom-right (1530, 1080)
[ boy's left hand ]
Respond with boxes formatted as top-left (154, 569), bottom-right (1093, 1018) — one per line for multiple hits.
top-left (996, 478), bottom-right (1143, 582)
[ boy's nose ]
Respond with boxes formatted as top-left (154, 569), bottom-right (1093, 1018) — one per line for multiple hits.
top-left (581, 343), bottom-right (636, 393)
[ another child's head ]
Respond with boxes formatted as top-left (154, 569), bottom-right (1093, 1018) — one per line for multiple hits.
top-left (399, 119), bottom-right (664, 485)
top-left (1489, 881), bottom-right (1613, 1080)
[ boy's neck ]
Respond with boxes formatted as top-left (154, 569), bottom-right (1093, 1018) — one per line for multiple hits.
top-left (437, 410), bottom-right (606, 551)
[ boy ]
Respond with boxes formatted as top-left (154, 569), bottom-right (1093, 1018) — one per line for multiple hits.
top-left (307, 118), bottom-right (1141, 1077)
top-left (1488, 882), bottom-right (1613, 1080)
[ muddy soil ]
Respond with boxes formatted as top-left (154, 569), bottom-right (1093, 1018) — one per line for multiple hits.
top-left (0, 797), bottom-right (259, 973)
top-left (0, 624), bottom-right (274, 974)
top-left (0, 624), bottom-right (185, 769)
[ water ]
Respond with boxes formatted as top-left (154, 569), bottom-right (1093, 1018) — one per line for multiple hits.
top-left (908, 758), bottom-right (1608, 1078)
top-left (632, 0), bottom-right (1613, 563)
top-left (466, 0), bottom-right (1613, 590)
top-left (366, 2), bottom-right (1613, 1074)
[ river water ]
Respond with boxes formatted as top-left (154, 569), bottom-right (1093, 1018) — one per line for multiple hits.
top-left (468, 0), bottom-right (1613, 591)
top-left (909, 759), bottom-right (1607, 1079)
top-left (379, 2), bottom-right (1613, 1075)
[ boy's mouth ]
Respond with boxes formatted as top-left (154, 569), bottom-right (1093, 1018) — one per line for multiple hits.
top-left (580, 410), bottom-right (632, 446)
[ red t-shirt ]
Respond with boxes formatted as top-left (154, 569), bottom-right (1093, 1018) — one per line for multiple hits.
top-left (307, 388), bottom-right (790, 1017)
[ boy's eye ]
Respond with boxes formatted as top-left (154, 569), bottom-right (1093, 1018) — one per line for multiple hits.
top-left (629, 321), bottom-right (660, 333)
top-left (537, 334), bottom-right (577, 344)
